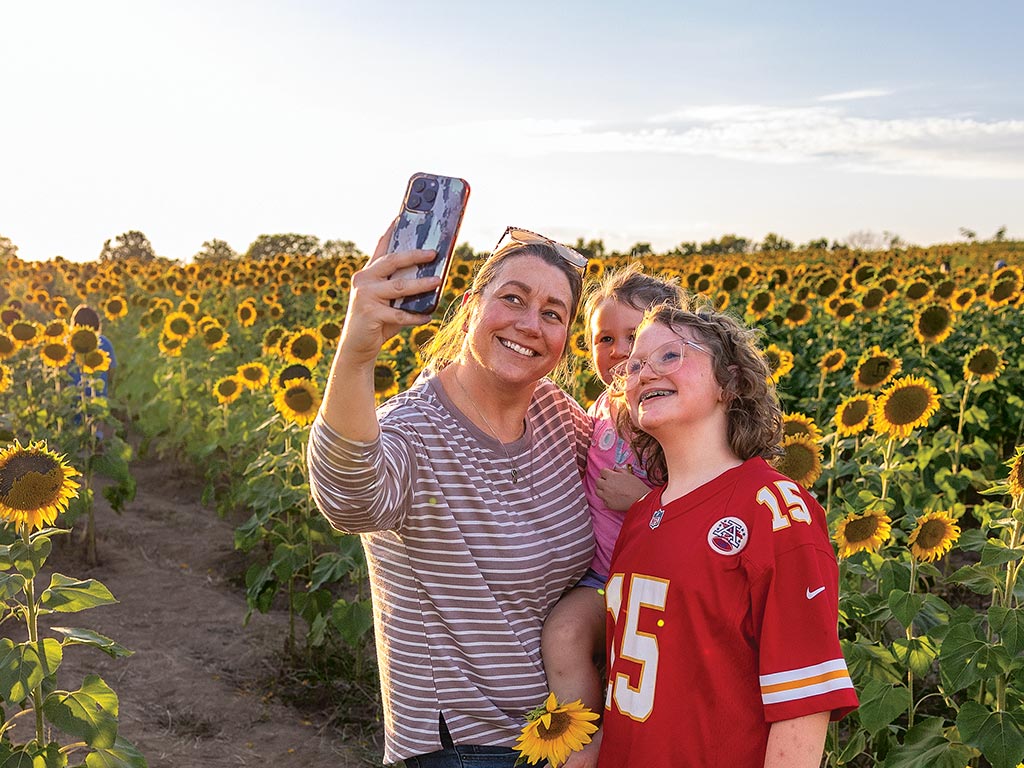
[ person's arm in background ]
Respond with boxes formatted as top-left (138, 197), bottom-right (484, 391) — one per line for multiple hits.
top-left (763, 711), bottom-right (829, 768)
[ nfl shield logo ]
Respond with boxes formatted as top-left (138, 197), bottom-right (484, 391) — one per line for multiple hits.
top-left (649, 508), bottom-right (665, 529)
top-left (707, 516), bottom-right (749, 556)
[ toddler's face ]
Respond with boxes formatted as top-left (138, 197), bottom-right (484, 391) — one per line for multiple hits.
top-left (589, 299), bottom-right (645, 385)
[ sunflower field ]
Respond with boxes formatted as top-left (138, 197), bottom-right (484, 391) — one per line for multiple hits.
top-left (1, 238), bottom-right (1023, 767)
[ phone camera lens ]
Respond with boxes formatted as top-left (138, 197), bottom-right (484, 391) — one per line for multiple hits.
top-left (408, 194), bottom-right (422, 209)
top-left (412, 178), bottom-right (426, 193)
top-left (423, 188), bottom-right (437, 203)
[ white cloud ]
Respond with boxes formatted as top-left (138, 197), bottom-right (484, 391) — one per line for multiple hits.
top-left (433, 104), bottom-right (1024, 180)
top-left (818, 88), bottom-right (894, 102)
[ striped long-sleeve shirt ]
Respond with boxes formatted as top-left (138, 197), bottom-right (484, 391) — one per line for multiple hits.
top-left (307, 371), bottom-right (594, 764)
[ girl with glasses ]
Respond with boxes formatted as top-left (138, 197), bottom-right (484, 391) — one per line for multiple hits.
top-left (307, 222), bottom-right (594, 768)
top-left (598, 304), bottom-right (858, 768)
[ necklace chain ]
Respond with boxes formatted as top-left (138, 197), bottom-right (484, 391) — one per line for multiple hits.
top-left (452, 369), bottom-right (523, 483)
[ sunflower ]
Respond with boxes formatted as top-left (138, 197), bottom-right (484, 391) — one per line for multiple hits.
top-left (158, 334), bottom-right (184, 357)
top-left (515, 692), bottom-right (599, 768)
top-left (262, 326), bottom-right (288, 357)
top-left (102, 296), bottom-right (128, 320)
top-left (772, 434), bottom-right (823, 489)
top-left (213, 375), bottom-right (244, 405)
top-left (783, 413), bottom-right (823, 442)
top-left (0, 331), bottom-right (20, 361)
top-left (42, 319), bottom-right (69, 341)
top-left (236, 362), bottom-right (271, 390)
top-left (0, 364), bottom-right (13, 394)
top-left (783, 301), bottom-right (811, 327)
top-left (570, 329), bottom-right (590, 359)
top-left (986, 277), bottom-right (1019, 308)
top-left (834, 394), bottom-right (875, 437)
top-left (951, 288), bottom-right (976, 312)
top-left (913, 304), bottom-right (954, 345)
top-left (834, 510), bottom-right (892, 558)
top-left (163, 311), bottom-right (196, 341)
top-left (873, 375), bottom-right (941, 439)
top-left (237, 302), bottom-right (258, 328)
top-left (905, 279), bottom-right (932, 302)
top-left (319, 320), bottom-right (342, 345)
top-left (0, 440), bottom-right (81, 531)
top-left (815, 276), bottom-right (839, 298)
top-left (374, 361), bottom-right (400, 401)
top-left (382, 335), bottom-right (406, 356)
top-left (276, 364), bottom-right (312, 389)
top-left (907, 511), bottom-right (961, 563)
top-left (283, 329), bottom-right (324, 367)
top-left (409, 322), bottom-right (441, 353)
top-left (963, 344), bottom-right (1004, 382)
top-left (274, 378), bottom-right (322, 426)
top-left (201, 324), bottom-right (230, 351)
top-left (763, 344), bottom-right (794, 381)
top-left (860, 287), bottom-right (886, 312)
top-left (78, 349), bottom-right (111, 374)
top-left (820, 348), bottom-right (847, 373)
top-left (1006, 446), bottom-right (1024, 499)
top-left (40, 341), bottom-right (74, 368)
top-left (746, 291), bottom-right (775, 319)
top-left (9, 320), bottom-right (40, 346)
top-left (853, 346), bottom-right (902, 391)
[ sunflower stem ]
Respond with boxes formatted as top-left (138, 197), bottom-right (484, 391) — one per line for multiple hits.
top-left (20, 524), bottom-right (46, 745)
top-left (951, 378), bottom-right (973, 475)
top-left (881, 438), bottom-right (896, 501)
top-left (906, 556), bottom-right (917, 730)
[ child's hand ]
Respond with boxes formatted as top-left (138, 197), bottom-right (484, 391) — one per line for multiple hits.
top-left (595, 466), bottom-right (649, 511)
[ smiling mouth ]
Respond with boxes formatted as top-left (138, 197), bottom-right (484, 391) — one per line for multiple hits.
top-left (500, 338), bottom-right (538, 357)
top-left (639, 389), bottom-right (674, 403)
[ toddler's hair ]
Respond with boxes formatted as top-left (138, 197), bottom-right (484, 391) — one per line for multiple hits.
top-left (582, 262), bottom-right (688, 327)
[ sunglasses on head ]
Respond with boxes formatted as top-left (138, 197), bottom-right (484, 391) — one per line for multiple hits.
top-left (493, 226), bottom-right (589, 270)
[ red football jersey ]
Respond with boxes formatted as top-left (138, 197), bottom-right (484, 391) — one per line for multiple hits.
top-left (599, 458), bottom-right (858, 768)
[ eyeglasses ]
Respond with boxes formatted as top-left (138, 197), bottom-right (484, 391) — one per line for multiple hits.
top-left (493, 226), bottom-right (589, 270)
top-left (613, 339), bottom-right (709, 386)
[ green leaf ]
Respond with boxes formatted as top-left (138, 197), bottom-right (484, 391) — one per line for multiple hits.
top-left (980, 542), bottom-right (1024, 567)
top-left (955, 701), bottom-right (1024, 768)
top-left (947, 563), bottom-right (1002, 595)
top-left (892, 635), bottom-right (939, 679)
top-left (989, 606), bottom-right (1024, 655)
top-left (40, 573), bottom-right (117, 613)
top-left (842, 636), bottom-right (903, 685)
top-left (939, 622), bottom-right (1010, 693)
top-left (833, 728), bottom-right (866, 765)
top-left (0, 742), bottom-right (67, 768)
top-left (330, 598), bottom-right (374, 647)
top-left (882, 716), bottom-right (973, 768)
top-left (84, 736), bottom-right (147, 768)
top-left (0, 572), bottom-right (26, 601)
top-left (7, 536), bottom-right (52, 579)
top-left (889, 589), bottom-right (926, 630)
top-left (50, 627), bottom-right (133, 659)
top-left (856, 679), bottom-right (910, 734)
top-left (0, 638), bottom-right (62, 704)
top-left (42, 674), bottom-right (118, 749)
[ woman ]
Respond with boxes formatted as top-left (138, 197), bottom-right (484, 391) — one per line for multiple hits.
top-left (599, 304), bottom-right (858, 768)
top-left (307, 224), bottom-right (595, 767)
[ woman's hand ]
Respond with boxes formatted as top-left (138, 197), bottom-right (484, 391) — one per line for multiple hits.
top-left (595, 466), bottom-right (649, 512)
top-left (338, 222), bottom-right (443, 367)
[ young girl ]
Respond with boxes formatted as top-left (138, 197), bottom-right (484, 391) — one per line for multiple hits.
top-left (598, 304), bottom-right (858, 768)
top-left (541, 265), bottom-right (684, 756)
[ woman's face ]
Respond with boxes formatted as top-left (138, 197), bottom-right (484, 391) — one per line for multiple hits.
top-left (463, 254), bottom-right (574, 387)
top-left (624, 321), bottom-right (723, 437)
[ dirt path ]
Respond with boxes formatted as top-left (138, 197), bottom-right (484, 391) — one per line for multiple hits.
top-left (40, 457), bottom-right (382, 768)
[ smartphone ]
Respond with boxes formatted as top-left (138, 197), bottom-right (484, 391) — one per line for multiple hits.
top-left (388, 171), bottom-right (470, 314)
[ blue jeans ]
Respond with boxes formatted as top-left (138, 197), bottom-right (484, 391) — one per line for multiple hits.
top-left (401, 745), bottom-right (522, 768)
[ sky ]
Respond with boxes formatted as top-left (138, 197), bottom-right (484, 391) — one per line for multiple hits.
top-left (2, 1), bottom-right (1022, 263)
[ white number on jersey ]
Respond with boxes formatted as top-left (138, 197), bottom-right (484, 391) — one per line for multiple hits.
top-left (605, 573), bottom-right (669, 721)
top-left (756, 480), bottom-right (813, 531)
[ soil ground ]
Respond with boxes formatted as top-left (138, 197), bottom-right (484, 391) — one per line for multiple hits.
top-left (35, 457), bottom-right (387, 768)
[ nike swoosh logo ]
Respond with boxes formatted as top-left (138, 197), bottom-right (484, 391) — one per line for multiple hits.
top-left (806, 586), bottom-right (826, 599)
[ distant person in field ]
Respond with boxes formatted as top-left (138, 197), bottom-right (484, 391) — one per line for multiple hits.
top-left (67, 304), bottom-right (116, 398)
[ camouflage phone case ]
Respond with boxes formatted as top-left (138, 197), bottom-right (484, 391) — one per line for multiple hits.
top-left (389, 172), bottom-right (470, 314)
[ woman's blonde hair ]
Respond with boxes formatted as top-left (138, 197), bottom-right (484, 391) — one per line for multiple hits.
top-left (616, 304), bottom-right (784, 486)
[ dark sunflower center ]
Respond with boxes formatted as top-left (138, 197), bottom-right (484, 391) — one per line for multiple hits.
top-left (817, 277), bottom-right (838, 297)
top-left (0, 453), bottom-right (63, 510)
top-left (786, 304), bottom-right (809, 322)
top-left (81, 350), bottom-right (104, 368)
top-left (374, 365), bottom-right (396, 393)
top-left (751, 292), bottom-right (771, 311)
top-left (204, 327), bottom-right (225, 344)
top-left (918, 306), bottom-right (951, 338)
top-left (44, 343), bottom-right (70, 362)
top-left (967, 349), bottom-right (999, 376)
top-left (777, 442), bottom-right (815, 483)
top-left (862, 288), bottom-right (885, 310)
top-left (70, 329), bottom-right (98, 353)
top-left (884, 386), bottom-right (931, 426)
top-left (242, 367), bottom-right (263, 382)
top-left (858, 356), bottom-right (895, 387)
top-left (836, 302), bottom-right (857, 319)
top-left (291, 335), bottom-right (319, 360)
top-left (906, 282), bottom-right (930, 300)
top-left (168, 318), bottom-right (192, 336)
top-left (845, 515), bottom-right (880, 543)
top-left (990, 279), bottom-right (1017, 303)
top-left (823, 352), bottom-right (843, 369)
top-left (218, 379), bottom-right (240, 397)
top-left (108, 300), bottom-right (124, 314)
top-left (0, 336), bottom-right (16, 355)
top-left (916, 519), bottom-right (950, 550)
top-left (285, 386), bottom-right (314, 412)
top-left (537, 711), bottom-right (572, 740)
top-left (842, 400), bottom-right (870, 427)
top-left (11, 323), bottom-right (36, 342)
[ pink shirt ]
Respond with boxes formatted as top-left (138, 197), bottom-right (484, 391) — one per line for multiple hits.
top-left (583, 391), bottom-right (654, 577)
